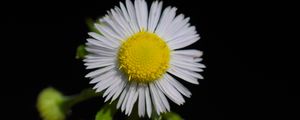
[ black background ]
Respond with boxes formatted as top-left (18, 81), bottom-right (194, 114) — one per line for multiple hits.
top-left (1, 0), bottom-right (277, 119)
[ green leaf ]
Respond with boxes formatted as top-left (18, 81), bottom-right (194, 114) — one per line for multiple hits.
top-left (76, 44), bottom-right (87, 59)
top-left (162, 112), bottom-right (183, 120)
top-left (95, 103), bottom-right (116, 120)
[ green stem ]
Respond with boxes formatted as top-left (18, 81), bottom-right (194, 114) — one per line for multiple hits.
top-left (62, 88), bottom-right (101, 113)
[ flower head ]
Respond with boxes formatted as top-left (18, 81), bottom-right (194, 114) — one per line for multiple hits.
top-left (84, 0), bottom-right (205, 118)
top-left (37, 87), bottom-right (66, 120)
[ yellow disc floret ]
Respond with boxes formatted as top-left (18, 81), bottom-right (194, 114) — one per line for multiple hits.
top-left (118, 31), bottom-right (170, 83)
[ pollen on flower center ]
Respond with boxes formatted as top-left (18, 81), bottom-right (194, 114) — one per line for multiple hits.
top-left (118, 31), bottom-right (170, 83)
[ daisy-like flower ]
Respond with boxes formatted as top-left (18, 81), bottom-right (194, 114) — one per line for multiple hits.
top-left (84, 0), bottom-right (205, 118)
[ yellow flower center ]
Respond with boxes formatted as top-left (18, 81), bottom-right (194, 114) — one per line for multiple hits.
top-left (118, 31), bottom-right (170, 83)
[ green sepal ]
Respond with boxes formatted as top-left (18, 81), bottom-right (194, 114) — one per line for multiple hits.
top-left (86, 18), bottom-right (101, 34)
top-left (76, 44), bottom-right (87, 59)
top-left (95, 103), bottom-right (117, 120)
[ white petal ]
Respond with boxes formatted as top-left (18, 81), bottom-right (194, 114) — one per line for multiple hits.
top-left (172, 66), bottom-right (204, 79)
top-left (85, 65), bottom-right (115, 78)
top-left (194, 58), bottom-right (203, 62)
top-left (173, 49), bottom-right (203, 57)
top-left (135, 0), bottom-right (148, 30)
top-left (111, 7), bottom-right (134, 36)
top-left (145, 85), bottom-right (152, 118)
top-left (94, 72), bottom-right (118, 92)
top-left (111, 80), bottom-right (127, 102)
top-left (155, 7), bottom-right (173, 36)
top-left (119, 2), bottom-right (135, 35)
top-left (149, 83), bottom-right (165, 114)
top-left (85, 43), bottom-right (116, 55)
top-left (119, 2), bottom-right (131, 24)
top-left (155, 78), bottom-right (185, 105)
top-left (83, 57), bottom-right (115, 65)
top-left (88, 32), bottom-right (118, 48)
top-left (86, 38), bottom-right (114, 50)
top-left (171, 54), bottom-right (203, 64)
top-left (168, 67), bottom-right (199, 84)
top-left (148, 1), bottom-right (163, 33)
top-left (115, 6), bottom-right (131, 35)
top-left (103, 75), bottom-right (122, 99)
top-left (156, 7), bottom-right (177, 38)
top-left (128, 90), bottom-right (138, 115)
top-left (171, 55), bottom-right (204, 71)
top-left (101, 13), bottom-right (126, 39)
top-left (167, 26), bottom-right (196, 43)
top-left (121, 86), bottom-right (131, 112)
top-left (125, 0), bottom-right (139, 33)
top-left (154, 83), bottom-right (170, 112)
top-left (85, 47), bottom-right (116, 57)
top-left (95, 23), bottom-right (123, 42)
top-left (171, 59), bottom-right (206, 68)
top-left (84, 54), bottom-right (114, 60)
top-left (95, 20), bottom-right (123, 41)
top-left (168, 34), bottom-right (200, 50)
top-left (117, 84), bottom-right (129, 109)
top-left (141, 0), bottom-right (148, 30)
top-left (171, 54), bottom-right (197, 62)
top-left (84, 54), bottom-right (103, 59)
top-left (83, 57), bottom-right (115, 63)
top-left (84, 60), bottom-right (115, 69)
top-left (90, 70), bottom-right (117, 84)
top-left (134, 0), bottom-right (141, 30)
top-left (85, 62), bottom-right (115, 69)
top-left (165, 17), bottom-right (191, 42)
top-left (125, 82), bottom-right (138, 115)
top-left (85, 46), bottom-right (114, 54)
top-left (138, 84), bottom-right (146, 117)
top-left (165, 74), bottom-right (192, 98)
top-left (162, 14), bottom-right (186, 40)
top-left (170, 59), bottom-right (204, 72)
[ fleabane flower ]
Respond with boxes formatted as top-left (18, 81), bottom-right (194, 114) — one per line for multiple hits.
top-left (84, 0), bottom-right (205, 118)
